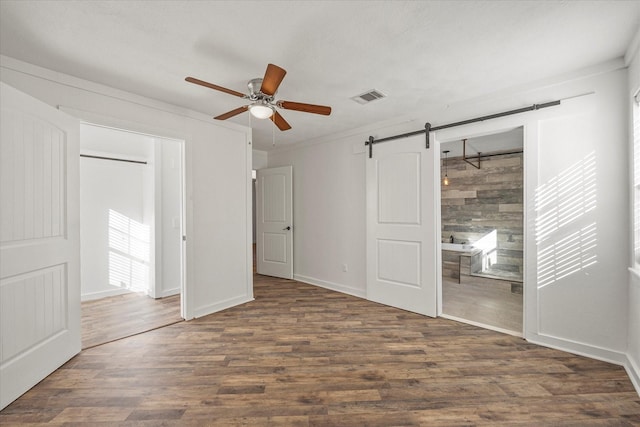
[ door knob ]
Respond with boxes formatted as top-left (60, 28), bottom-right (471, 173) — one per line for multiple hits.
top-left (283, 226), bottom-right (291, 231)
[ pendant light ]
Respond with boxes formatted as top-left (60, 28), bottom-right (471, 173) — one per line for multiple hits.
top-left (443, 150), bottom-right (450, 186)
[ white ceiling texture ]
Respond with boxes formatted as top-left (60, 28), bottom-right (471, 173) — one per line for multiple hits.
top-left (1, 1), bottom-right (639, 151)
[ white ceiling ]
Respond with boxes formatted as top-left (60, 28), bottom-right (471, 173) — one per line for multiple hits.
top-left (1, 1), bottom-right (638, 151)
top-left (442, 127), bottom-right (523, 159)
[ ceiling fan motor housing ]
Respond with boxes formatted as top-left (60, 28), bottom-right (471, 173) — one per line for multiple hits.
top-left (248, 78), bottom-right (273, 101)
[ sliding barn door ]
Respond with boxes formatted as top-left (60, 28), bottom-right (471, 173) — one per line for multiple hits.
top-left (0, 82), bottom-right (81, 409)
top-left (366, 135), bottom-right (438, 316)
top-left (256, 166), bottom-right (293, 279)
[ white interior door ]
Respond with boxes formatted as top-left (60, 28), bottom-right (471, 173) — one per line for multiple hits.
top-left (366, 134), bottom-right (438, 316)
top-left (256, 166), bottom-right (293, 279)
top-left (0, 82), bottom-right (80, 409)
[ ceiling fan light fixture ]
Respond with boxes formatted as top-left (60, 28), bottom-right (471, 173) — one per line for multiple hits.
top-left (249, 102), bottom-right (274, 119)
top-left (185, 63), bottom-right (330, 131)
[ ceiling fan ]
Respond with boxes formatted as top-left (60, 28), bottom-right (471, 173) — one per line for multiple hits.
top-left (185, 64), bottom-right (331, 131)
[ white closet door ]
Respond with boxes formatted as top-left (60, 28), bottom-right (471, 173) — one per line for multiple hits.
top-left (0, 82), bottom-right (81, 409)
top-left (366, 135), bottom-right (438, 316)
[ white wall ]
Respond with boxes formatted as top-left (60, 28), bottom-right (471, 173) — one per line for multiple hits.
top-left (253, 149), bottom-right (268, 170)
top-left (80, 124), bottom-right (184, 301)
top-left (156, 138), bottom-right (183, 298)
top-left (626, 33), bottom-right (640, 392)
top-left (1, 55), bottom-right (253, 320)
top-left (523, 77), bottom-right (628, 356)
top-left (251, 150), bottom-right (268, 244)
top-left (269, 134), bottom-right (366, 297)
top-left (269, 61), bottom-right (633, 371)
top-left (79, 125), bottom-right (154, 300)
top-left (630, 269), bottom-right (640, 391)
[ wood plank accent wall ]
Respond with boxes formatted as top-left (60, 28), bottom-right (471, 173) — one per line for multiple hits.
top-left (441, 152), bottom-right (523, 276)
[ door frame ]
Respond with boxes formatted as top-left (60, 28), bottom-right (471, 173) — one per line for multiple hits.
top-left (256, 165), bottom-right (294, 279)
top-left (434, 126), bottom-right (526, 337)
top-left (432, 95), bottom-right (607, 348)
top-left (60, 107), bottom-right (189, 319)
top-left (433, 118), bottom-right (532, 337)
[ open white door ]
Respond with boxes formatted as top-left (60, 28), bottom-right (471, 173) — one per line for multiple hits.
top-left (0, 82), bottom-right (80, 409)
top-left (366, 134), bottom-right (438, 316)
top-left (256, 166), bottom-right (293, 279)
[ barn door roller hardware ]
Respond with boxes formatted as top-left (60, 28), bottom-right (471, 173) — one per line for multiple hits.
top-left (364, 100), bottom-right (560, 158)
top-left (367, 124), bottom-right (430, 159)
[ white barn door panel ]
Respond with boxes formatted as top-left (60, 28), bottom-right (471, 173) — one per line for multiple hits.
top-left (256, 166), bottom-right (293, 279)
top-left (0, 82), bottom-right (80, 409)
top-left (366, 135), bottom-right (437, 316)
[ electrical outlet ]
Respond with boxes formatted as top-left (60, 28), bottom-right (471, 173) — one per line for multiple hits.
top-left (342, 264), bottom-right (348, 272)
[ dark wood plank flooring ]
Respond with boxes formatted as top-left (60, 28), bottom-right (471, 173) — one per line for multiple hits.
top-left (82, 292), bottom-right (182, 349)
top-left (2, 274), bottom-right (638, 425)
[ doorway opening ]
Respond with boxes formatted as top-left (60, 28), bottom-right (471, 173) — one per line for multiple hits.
top-left (252, 169), bottom-right (257, 273)
top-left (79, 123), bottom-right (185, 348)
top-left (439, 127), bottom-right (524, 335)
top-left (255, 166), bottom-right (294, 279)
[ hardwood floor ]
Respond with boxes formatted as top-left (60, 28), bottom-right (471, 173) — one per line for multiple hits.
top-left (81, 292), bottom-right (182, 349)
top-left (2, 274), bottom-right (638, 425)
top-left (442, 277), bottom-right (523, 334)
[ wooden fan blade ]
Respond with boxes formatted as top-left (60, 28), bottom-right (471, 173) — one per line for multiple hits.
top-left (260, 64), bottom-right (287, 96)
top-left (278, 100), bottom-right (331, 116)
top-left (214, 106), bottom-right (248, 120)
top-left (185, 77), bottom-right (246, 98)
top-left (270, 111), bottom-right (292, 131)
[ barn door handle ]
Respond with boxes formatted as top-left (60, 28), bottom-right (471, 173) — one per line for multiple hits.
top-left (283, 226), bottom-right (291, 231)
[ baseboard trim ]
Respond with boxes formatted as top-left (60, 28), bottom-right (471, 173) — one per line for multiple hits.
top-left (527, 332), bottom-right (628, 366)
top-left (526, 334), bottom-right (639, 396)
top-left (294, 274), bottom-right (366, 299)
top-left (159, 288), bottom-right (180, 298)
top-left (192, 295), bottom-right (254, 319)
top-left (625, 354), bottom-right (640, 396)
top-left (81, 288), bottom-right (131, 302)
